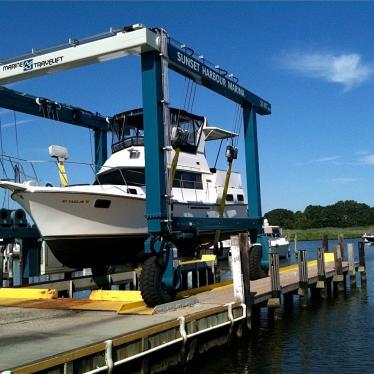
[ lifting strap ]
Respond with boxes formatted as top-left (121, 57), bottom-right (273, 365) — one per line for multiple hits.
top-left (169, 147), bottom-right (181, 188)
top-left (57, 160), bottom-right (69, 187)
top-left (213, 158), bottom-right (234, 245)
top-left (213, 145), bottom-right (237, 245)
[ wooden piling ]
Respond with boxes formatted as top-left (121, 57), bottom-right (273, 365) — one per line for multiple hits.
top-left (347, 243), bottom-right (356, 288)
top-left (239, 233), bottom-right (252, 329)
top-left (322, 234), bottom-right (329, 252)
top-left (192, 269), bottom-right (198, 289)
top-left (338, 234), bottom-right (345, 261)
top-left (358, 241), bottom-right (367, 287)
top-left (8, 250), bottom-right (13, 287)
top-left (268, 252), bottom-right (281, 308)
top-left (181, 272), bottom-right (188, 290)
top-left (283, 292), bottom-right (294, 309)
top-left (0, 249), bottom-right (3, 287)
top-left (298, 249), bottom-right (308, 307)
top-left (199, 268), bottom-right (208, 287)
top-left (316, 247), bottom-right (327, 298)
top-left (333, 245), bottom-right (344, 292)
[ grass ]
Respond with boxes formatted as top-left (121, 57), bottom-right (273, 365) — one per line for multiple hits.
top-left (283, 226), bottom-right (374, 241)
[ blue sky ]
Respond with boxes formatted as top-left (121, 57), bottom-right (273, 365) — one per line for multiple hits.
top-left (0, 1), bottom-right (374, 213)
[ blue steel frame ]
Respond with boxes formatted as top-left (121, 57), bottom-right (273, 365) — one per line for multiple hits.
top-left (0, 86), bottom-right (109, 170)
top-left (141, 37), bottom-right (270, 265)
top-left (0, 28), bottom-right (271, 268)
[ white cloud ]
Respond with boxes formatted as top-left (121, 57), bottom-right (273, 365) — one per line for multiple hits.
top-left (279, 51), bottom-right (373, 91)
top-left (311, 155), bottom-right (340, 163)
top-left (329, 177), bottom-right (358, 184)
top-left (0, 119), bottom-right (35, 129)
top-left (296, 155), bottom-right (340, 166)
top-left (355, 150), bottom-right (371, 156)
top-left (359, 154), bottom-right (374, 165)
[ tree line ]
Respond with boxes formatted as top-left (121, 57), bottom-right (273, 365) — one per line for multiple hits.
top-left (264, 200), bottom-right (374, 229)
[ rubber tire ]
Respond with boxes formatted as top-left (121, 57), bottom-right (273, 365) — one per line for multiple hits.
top-left (91, 265), bottom-right (115, 276)
top-left (140, 256), bottom-right (175, 307)
top-left (249, 245), bottom-right (266, 280)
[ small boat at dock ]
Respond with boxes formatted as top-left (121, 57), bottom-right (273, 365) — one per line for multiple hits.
top-left (263, 219), bottom-right (290, 258)
top-left (362, 233), bottom-right (374, 244)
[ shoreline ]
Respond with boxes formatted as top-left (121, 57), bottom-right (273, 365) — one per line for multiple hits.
top-left (284, 226), bottom-right (370, 241)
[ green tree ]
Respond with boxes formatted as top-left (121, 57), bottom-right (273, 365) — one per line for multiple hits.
top-left (264, 209), bottom-right (295, 228)
top-left (265, 200), bottom-right (374, 229)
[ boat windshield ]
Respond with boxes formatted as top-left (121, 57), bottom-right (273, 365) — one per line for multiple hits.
top-left (94, 168), bottom-right (145, 186)
top-left (110, 108), bottom-right (203, 154)
top-left (272, 228), bottom-right (281, 238)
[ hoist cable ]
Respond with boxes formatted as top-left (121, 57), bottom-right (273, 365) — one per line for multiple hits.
top-left (213, 139), bottom-right (223, 169)
top-left (13, 111), bottom-right (20, 160)
top-left (88, 128), bottom-right (94, 166)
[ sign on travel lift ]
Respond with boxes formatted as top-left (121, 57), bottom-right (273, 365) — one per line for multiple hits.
top-left (167, 42), bottom-right (271, 115)
top-left (0, 26), bottom-right (270, 116)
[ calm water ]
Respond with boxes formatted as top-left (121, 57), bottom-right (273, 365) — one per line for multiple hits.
top-left (189, 239), bottom-right (374, 374)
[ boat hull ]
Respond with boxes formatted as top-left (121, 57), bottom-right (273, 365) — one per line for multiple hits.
top-left (10, 188), bottom-right (246, 268)
top-left (270, 242), bottom-right (290, 259)
top-left (45, 234), bottom-right (147, 268)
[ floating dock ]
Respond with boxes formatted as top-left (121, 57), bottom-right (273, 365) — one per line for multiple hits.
top-left (0, 248), bottom-right (365, 373)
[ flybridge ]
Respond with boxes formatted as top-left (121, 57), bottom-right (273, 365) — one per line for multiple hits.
top-left (0, 24), bottom-right (270, 115)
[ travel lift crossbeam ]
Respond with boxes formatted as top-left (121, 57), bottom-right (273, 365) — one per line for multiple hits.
top-left (0, 24), bottom-right (271, 306)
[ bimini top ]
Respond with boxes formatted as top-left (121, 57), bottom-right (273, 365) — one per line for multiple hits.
top-left (203, 127), bottom-right (237, 141)
top-left (110, 107), bottom-right (237, 154)
top-left (111, 107), bottom-right (205, 130)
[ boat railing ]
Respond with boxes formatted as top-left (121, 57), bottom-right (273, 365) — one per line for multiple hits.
top-left (0, 154), bottom-right (214, 201)
top-left (0, 154), bottom-right (145, 191)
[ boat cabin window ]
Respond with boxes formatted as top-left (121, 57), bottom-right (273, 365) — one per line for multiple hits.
top-left (272, 228), bottom-right (281, 238)
top-left (95, 168), bottom-right (145, 186)
top-left (170, 111), bottom-right (202, 153)
top-left (173, 171), bottom-right (203, 189)
top-left (111, 109), bottom-right (145, 153)
top-left (94, 199), bottom-right (111, 208)
top-left (226, 194), bottom-right (234, 202)
top-left (110, 108), bottom-right (203, 154)
top-left (237, 194), bottom-right (244, 202)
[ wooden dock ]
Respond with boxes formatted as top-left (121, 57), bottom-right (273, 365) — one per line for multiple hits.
top-left (0, 244), bottom-right (366, 374)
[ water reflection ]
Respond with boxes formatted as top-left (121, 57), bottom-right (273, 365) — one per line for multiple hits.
top-left (189, 239), bottom-right (374, 374)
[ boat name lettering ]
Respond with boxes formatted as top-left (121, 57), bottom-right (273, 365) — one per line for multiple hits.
top-left (2, 56), bottom-right (64, 72)
top-left (175, 51), bottom-right (245, 97)
top-left (62, 199), bottom-right (90, 204)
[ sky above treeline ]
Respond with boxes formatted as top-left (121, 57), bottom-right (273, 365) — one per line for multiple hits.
top-left (0, 1), bottom-right (373, 213)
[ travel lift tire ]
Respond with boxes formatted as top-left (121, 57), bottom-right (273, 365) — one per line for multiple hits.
top-left (91, 265), bottom-right (115, 276)
top-left (248, 244), bottom-right (266, 280)
top-left (140, 255), bottom-right (176, 307)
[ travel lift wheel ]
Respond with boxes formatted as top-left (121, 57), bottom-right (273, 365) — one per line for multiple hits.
top-left (140, 242), bottom-right (180, 307)
top-left (248, 244), bottom-right (266, 280)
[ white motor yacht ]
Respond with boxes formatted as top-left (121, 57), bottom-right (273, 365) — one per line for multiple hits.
top-left (0, 108), bottom-right (248, 268)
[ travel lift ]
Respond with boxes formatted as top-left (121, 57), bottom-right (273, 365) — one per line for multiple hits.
top-left (0, 24), bottom-right (271, 306)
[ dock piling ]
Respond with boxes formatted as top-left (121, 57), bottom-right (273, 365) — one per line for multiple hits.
top-left (8, 250), bottom-right (13, 287)
top-left (0, 249), bottom-right (3, 287)
top-left (347, 243), bottom-right (356, 288)
top-left (268, 252), bottom-right (281, 308)
top-left (338, 234), bottom-right (345, 261)
top-left (239, 233), bottom-right (252, 329)
top-left (298, 249), bottom-right (308, 307)
top-left (333, 245), bottom-right (344, 292)
top-left (322, 234), bottom-right (329, 252)
top-left (316, 247), bottom-right (327, 298)
top-left (358, 241), bottom-right (367, 287)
